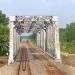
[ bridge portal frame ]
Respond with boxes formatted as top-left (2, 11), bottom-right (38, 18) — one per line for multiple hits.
top-left (8, 16), bottom-right (61, 64)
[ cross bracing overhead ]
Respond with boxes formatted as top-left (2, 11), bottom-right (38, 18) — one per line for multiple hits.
top-left (14, 16), bottom-right (57, 33)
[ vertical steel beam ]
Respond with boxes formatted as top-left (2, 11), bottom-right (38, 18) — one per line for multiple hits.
top-left (13, 28), bottom-right (17, 56)
top-left (43, 29), bottom-right (46, 53)
top-left (8, 16), bottom-right (15, 64)
top-left (52, 16), bottom-right (61, 63)
top-left (37, 32), bottom-right (41, 48)
top-left (40, 29), bottom-right (43, 49)
top-left (45, 28), bottom-right (47, 52)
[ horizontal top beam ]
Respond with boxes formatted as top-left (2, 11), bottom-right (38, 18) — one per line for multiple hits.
top-left (9, 16), bottom-right (58, 33)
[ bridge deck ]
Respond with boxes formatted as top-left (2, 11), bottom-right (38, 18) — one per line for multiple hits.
top-left (16, 41), bottom-right (66, 75)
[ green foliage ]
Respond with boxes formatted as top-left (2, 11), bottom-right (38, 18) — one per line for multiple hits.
top-left (60, 22), bottom-right (75, 54)
top-left (59, 28), bottom-right (66, 42)
top-left (0, 24), bottom-right (9, 56)
top-left (28, 33), bottom-right (37, 44)
top-left (0, 10), bottom-right (9, 56)
top-left (66, 23), bottom-right (75, 41)
top-left (0, 10), bottom-right (8, 25)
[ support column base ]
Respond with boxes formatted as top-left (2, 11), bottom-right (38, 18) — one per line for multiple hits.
top-left (8, 59), bottom-right (14, 65)
top-left (55, 58), bottom-right (62, 64)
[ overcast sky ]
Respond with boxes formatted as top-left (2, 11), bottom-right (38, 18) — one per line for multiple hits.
top-left (0, 0), bottom-right (75, 27)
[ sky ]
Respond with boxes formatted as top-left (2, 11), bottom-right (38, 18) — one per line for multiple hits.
top-left (21, 33), bottom-right (32, 36)
top-left (0, 0), bottom-right (75, 28)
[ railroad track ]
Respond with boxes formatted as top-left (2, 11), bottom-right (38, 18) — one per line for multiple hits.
top-left (17, 48), bottom-right (31, 75)
top-left (16, 42), bottom-right (65, 75)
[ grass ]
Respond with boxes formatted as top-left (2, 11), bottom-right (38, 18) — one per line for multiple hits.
top-left (60, 41), bottom-right (75, 54)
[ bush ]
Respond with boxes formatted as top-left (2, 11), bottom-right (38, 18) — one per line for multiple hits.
top-left (60, 23), bottom-right (75, 54)
top-left (0, 24), bottom-right (9, 56)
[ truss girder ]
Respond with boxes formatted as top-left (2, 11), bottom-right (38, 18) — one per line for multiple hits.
top-left (14, 16), bottom-right (56, 33)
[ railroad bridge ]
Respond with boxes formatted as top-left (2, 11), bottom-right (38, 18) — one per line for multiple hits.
top-left (8, 16), bottom-right (61, 64)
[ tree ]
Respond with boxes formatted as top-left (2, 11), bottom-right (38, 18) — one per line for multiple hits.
top-left (66, 23), bottom-right (75, 41)
top-left (28, 33), bottom-right (37, 44)
top-left (0, 10), bottom-right (8, 25)
top-left (59, 22), bottom-right (75, 54)
top-left (0, 10), bottom-right (9, 56)
top-left (59, 28), bottom-right (66, 42)
top-left (0, 25), bottom-right (9, 56)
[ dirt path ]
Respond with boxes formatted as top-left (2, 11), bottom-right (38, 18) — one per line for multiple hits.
top-left (62, 55), bottom-right (75, 67)
top-left (0, 56), bottom-right (8, 67)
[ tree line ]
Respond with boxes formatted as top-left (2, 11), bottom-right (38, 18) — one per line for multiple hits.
top-left (28, 33), bottom-right (37, 44)
top-left (60, 23), bottom-right (75, 54)
top-left (0, 10), bottom-right (9, 56)
top-left (0, 10), bottom-right (8, 25)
